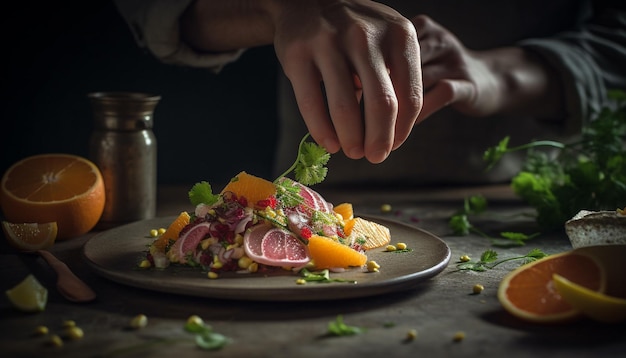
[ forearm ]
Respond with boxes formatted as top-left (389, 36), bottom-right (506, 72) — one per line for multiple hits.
top-left (486, 47), bottom-right (566, 120)
top-left (180, 0), bottom-right (277, 52)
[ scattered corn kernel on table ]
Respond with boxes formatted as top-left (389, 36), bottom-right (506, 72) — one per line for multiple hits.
top-left (1, 184), bottom-right (624, 358)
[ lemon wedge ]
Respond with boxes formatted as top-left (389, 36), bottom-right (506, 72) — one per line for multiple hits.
top-left (553, 273), bottom-right (626, 323)
top-left (6, 274), bottom-right (48, 312)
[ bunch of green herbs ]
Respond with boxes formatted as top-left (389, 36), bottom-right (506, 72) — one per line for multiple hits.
top-left (484, 89), bottom-right (626, 230)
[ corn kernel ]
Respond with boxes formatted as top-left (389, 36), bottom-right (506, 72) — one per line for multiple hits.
top-left (380, 204), bottom-right (392, 213)
top-left (187, 315), bottom-right (204, 326)
top-left (386, 245), bottom-right (397, 252)
top-left (367, 260), bottom-right (381, 272)
top-left (208, 272), bottom-right (219, 279)
top-left (248, 263), bottom-right (258, 273)
top-left (138, 259), bottom-right (151, 268)
top-left (48, 334), bottom-right (63, 347)
top-left (235, 234), bottom-right (244, 245)
top-left (473, 284), bottom-right (485, 294)
top-left (396, 242), bottom-right (407, 250)
top-left (62, 320), bottom-right (76, 328)
top-left (406, 329), bottom-right (418, 340)
top-left (238, 256), bottom-right (253, 269)
top-left (65, 326), bottom-right (84, 340)
top-left (149, 229), bottom-right (159, 237)
top-left (459, 255), bottom-right (471, 262)
top-left (453, 331), bottom-right (465, 342)
top-left (129, 314), bottom-right (148, 329)
top-left (158, 228), bottom-right (166, 235)
top-left (34, 325), bottom-right (49, 336)
top-left (296, 278), bottom-right (307, 285)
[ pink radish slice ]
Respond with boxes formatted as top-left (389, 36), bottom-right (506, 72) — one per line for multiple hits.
top-left (244, 224), bottom-right (310, 267)
top-left (171, 222), bottom-right (211, 263)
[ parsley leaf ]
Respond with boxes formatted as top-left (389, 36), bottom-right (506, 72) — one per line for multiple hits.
top-left (184, 317), bottom-right (231, 351)
top-left (275, 133), bottom-right (330, 186)
top-left (327, 315), bottom-right (365, 336)
top-left (456, 248), bottom-right (548, 272)
top-left (484, 89), bottom-right (626, 229)
top-left (188, 181), bottom-right (219, 206)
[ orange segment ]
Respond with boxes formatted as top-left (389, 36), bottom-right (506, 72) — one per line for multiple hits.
top-left (220, 171), bottom-right (276, 207)
top-left (0, 154), bottom-right (105, 239)
top-left (333, 203), bottom-right (354, 221)
top-left (151, 211), bottom-right (191, 253)
top-left (307, 235), bottom-right (367, 269)
top-left (1, 221), bottom-right (58, 251)
top-left (497, 251), bottom-right (605, 323)
top-left (343, 218), bottom-right (356, 236)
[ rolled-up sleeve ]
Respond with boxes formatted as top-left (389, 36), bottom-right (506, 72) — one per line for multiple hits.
top-left (519, 5), bottom-right (626, 134)
top-left (114, 0), bottom-right (245, 71)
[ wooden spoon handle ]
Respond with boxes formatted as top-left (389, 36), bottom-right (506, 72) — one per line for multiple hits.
top-left (37, 250), bottom-right (96, 302)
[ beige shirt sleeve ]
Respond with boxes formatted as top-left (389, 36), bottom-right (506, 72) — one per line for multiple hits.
top-left (114, 0), bottom-right (245, 71)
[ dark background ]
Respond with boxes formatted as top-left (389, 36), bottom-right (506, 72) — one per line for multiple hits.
top-left (2, 0), bottom-right (279, 188)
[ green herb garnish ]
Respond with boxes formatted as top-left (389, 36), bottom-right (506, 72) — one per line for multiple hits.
top-left (456, 248), bottom-right (548, 272)
top-left (185, 318), bottom-right (231, 350)
top-left (484, 89), bottom-right (626, 229)
top-left (188, 181), bottom-right (219, 206)
top-left (275, 133), bottom-right (330, 186)
top-left (300, 268), bottom-right (357, 284)
top-left (327, 315), bottom-right (365, 336)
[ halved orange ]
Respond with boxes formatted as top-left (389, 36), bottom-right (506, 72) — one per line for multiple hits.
top-left (220, 171), bottom-right (276, 207)
top-left (151, 211), bottom-right (191, 253)
top-left (497, 251), bottom-right (605, 323)
top-left (1, 221), bottom-right (58, 251)
top-left (0, 154), bottom-right (105, 239)
top-left (307, 235), bottom-right (367, 269)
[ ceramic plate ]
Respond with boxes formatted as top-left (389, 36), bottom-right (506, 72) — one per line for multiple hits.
top-left (83, 215), bottom-right (450, 301)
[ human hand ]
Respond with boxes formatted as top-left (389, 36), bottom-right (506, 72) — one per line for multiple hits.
top-left (271, 0), bottom-right (423, 163)
top-left (412, 15), bottom-right (503, 122)
top-left (412, 15), bottom-right (562, 122)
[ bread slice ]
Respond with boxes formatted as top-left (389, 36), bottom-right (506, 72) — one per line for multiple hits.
top-left (348, 217), bottom-right (391, 249)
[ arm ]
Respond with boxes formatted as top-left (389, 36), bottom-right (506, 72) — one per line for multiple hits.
top-left (414, 3), bottom-right (626, 134)
top-left (414, 15), bottom-right (565, 123)
top-left (180, 0), bottom-right (423, 164)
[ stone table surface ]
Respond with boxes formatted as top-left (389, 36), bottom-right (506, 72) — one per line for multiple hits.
top-left (1, 184), bottom-right (624, 358)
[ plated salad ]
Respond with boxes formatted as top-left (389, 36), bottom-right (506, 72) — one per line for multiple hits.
top-left (142, 135), bottom-right (391, 277)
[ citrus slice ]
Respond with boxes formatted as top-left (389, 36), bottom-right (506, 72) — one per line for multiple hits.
top-left (553, 274), bottom-right (626, 323)
top-left (169, 222), bottom-right (211, 264)
top-left (308, 235), bottom-right (367, 269)
top-left (0, 154), bottom-right (105, 239)
top-left (6, 274), bottom-right (48, 312)
top-left (497, 251), bottom-right (605, 323)
top-left (151, 211), bottom-right (190, 253)
top-left (1, 221), bottom-right (58, 251)
top-left (243, 224), bottom-right (310, 268)
top-left (221, 172), bottom-right (276, 207)
top-left (333, 203), bottom-right (354, 221)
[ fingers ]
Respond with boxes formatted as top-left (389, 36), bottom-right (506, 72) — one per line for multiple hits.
top-left (284, 57), bottom-right (341, 154)
top-left (417, 79), bottom-right (475, 122)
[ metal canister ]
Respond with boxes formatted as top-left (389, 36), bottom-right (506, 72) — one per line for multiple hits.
top-left (88, 92), bottom-right (160, 227)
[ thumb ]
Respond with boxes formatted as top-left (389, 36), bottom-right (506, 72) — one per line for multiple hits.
top-left (417, 79), bottom-right (475, 123)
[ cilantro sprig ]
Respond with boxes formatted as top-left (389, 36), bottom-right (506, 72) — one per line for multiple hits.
top-left (188, 181), bottom-right (219, 206)
top-left (275, 133), bottom-right (330, 186)
top-left (456, 249), bottom-right (548, 272)
top-left (484, 89), bottom-right (626, 229)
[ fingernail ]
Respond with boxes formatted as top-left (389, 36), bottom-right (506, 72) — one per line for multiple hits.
top-left (369, 150), bottom-right (389, 163)
top-left (347, 147), bottom-right (364, 159)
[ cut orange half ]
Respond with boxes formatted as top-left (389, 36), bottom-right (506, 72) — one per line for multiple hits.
top-left (497, 251), bottom-right (605, 323)
top-left (1, 154), bottom-right (105, 239)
